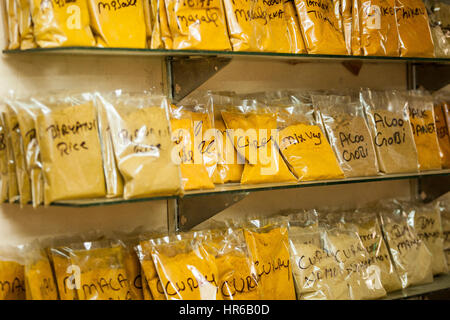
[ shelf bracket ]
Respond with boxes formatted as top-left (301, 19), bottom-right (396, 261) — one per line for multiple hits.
top-left (341, 60), bottom-right (363, 76)
top-left (176, 192), bottom-right (249, 231)
top-left (417, 175), bottom-right (450, 203)
top-left (166, 56), bottom-right (232, 104)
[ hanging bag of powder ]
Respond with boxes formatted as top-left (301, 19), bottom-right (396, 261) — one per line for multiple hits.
top-left (284, 0), bottom-right (307, 53)
top-left (164, 0), bottom-right (231, 50)
top-left (0, 245), bottom-right (26, 300)
top-left (4, 0), bottom-right (20, 50)
top-left (439, 198), bottom-right (450, 251)
top-left (361, 89), bottom-right (419, 174)
top-left (207, 92), bottom-right (244, 184)
top-left (169, 100), bottom-right (216, 191)
top-left (274, 92), bottom-right (344, 181)
top-left (341, 0), bottom-right (352, 54)
top-left (33, 92), bottom-right (106, 205)
top-left (1, 110), bottom-right (20, 204)
top-left (432, 94), bottom-right (450, 169)
top-left (150, 0), bottom-right (173, 49)
top-left (147, 234), bottom-right (222, 300)
top-left (358, 0), bottom-right (399, 56)
top-left (294, 0), bottom-right (347, 54)
top-left (221, 98), bottom-right (297, 185)
top-left (407, 91), bottom-right (442, 171)
top-left (322, 227), bottom-right (387, 299)
top-left (403, 201), bottom-right (448, 275)
top-left (379, 200), bottom-right (434, 288)
top-left (17, 0), bottom-right (36, 50)
top-left (341, 209), bottom-right (403, 292)
top-left (98, 91), bottom-right (181, 199)
top-left (243, 217), bottom-right (296, 300)
top-left (30, 0), bottom-right (96, 48)
top-left (395, 0), bottom-right (435, 57)
top-left (314, 94), bottom-right (379, 178)
top-left (0, 114), bottom-right (9, 203)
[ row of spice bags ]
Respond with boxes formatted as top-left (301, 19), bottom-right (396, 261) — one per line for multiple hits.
top-left (1, 89), bottom-right (449, 207)
top-left (0, 198), bottom-right (449, 300)
top-left (1, 0), bottom-right (446, 58)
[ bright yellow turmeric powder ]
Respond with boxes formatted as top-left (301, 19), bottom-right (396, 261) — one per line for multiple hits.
top-left (434, 103), bottom-right (450, 169)
top-left (243, 224), bottom-right (296, 300)
top-left (49, 248), bottom-right (78, 300)
top-left (294, 0), bottom-right (347, 54)
top-left (221, 110), bottom-right (297, 185)
top-left (284, 0), bottom-right (307, 53)
top-left (31, 0), bottom-right (96, 48)
top-left (150, 0), bottom-right (173, 49)
top-left (1, 112), bottom-right (19, 203)
top-left (122, 246), bottom-right (144, 300)
top-left (137, 242), bottom-right (167, 300)
top-left (0, 260), bottom-right (25, 300)
top-left (165, 0), bottom-right (231, 50)
top-left (88, 0), bottom-right (147, 48)
top-left (351, 0), bottom-right (362, 55)
top-left (25, 252), bottom-right (59, 300)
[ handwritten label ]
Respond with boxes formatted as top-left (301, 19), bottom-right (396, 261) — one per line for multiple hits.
top-left (373, 112), bottom-right (408, 147)
top-left (81, 272), bottom-right (131, 300)
top-left (97, 0), bottom-right (138, 13)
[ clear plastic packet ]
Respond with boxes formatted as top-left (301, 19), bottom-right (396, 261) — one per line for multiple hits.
top-left (407, 91), bottom-right (442, 171)
top-left (221, 98), bottom-right (297, 185)
top-left (358, 0), bottom-right (399, 56)
top-left (117, 237), bottom-right (145, 300)
top-left (314, 94), bottom-right (379, 178)
top-left (143, 0), bottom-right (152, 47)
top-left (147, 233), bottom-right (222, 300)
top-left (341, 0), bottom-right (352, 54)
top-left (4, 97), bottom-right (33, 206)
top-left (30, 0), bottom-right (96, 48)
top-left (17, 0), bottom-right (36, 50)
top-left (433, 95), bottom-right (450, 169)
top-left (403, 201), bottom-right (448, 275)
top-left (48, 246), bottom-right (78, 300)
top-left (425, 0), bottom-right (450, 57)
top-left (395, 0), bottom-right (435, 58)
top-left (294, 0), bottom-right (347, 54)
top-left (5, 0), bottom-right (20, 50)
top-left (289, 229), bottom-right (351, 300)
top-left (33, 92), bottom-right (106, 205)
top-left (361, 89), bottom-right (419, 174)
top-left (222, 0), bottom-right (293, 52)
top-left (207, 92), bottom-right (244, 184)
top-left (288, 209), bottom-right (320, 246)
top-left (0, 113), bottom-right (10, 203)
top-left (95, 93), bottom-right (124, 198)
top-left (351, 0), bottom-right (362, 55)
top-left (150, 0), bottom-right (173, 49)
top-left (97, 91), bottom-right (181, 199)
top-left (284, 0), bottom-right (307, 53)
top-left (164, 0), bottom-right (231, 50)
top-left (1, 109), bottom-right (20, 204)
top-left (87, 0), bottom-right (147, 48)
top-left (379, 201), bottom-right (434, 288)
top-left (22, 245), bottom-right (59, 300)
top-left (64, 240), bottom-right (132, 300)
top-left (440, 198), bottom-right (450, 251)
top-left (341, 209), bottom-right (403, 292)
top-left (0, 245), bottom-right (26, 300)
top-left (274, 93), bottom-right (344, 181)
top-left (169, 99), bottom-right (216, 191)
top-left (243, 217), bottom-right (296, 300)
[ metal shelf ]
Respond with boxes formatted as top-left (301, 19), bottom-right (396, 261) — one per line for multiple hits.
top-left (385, 274), bottom-right (450, 300)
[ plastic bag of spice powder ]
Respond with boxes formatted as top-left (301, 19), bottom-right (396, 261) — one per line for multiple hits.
top-left (379, 200), bottom-right (434, 288)
top-left (33, 93), bottom-right (106, 205)
top-left (0, 113), bottom-right (10, 203)
top-left (314, 94), bottom-right (379, 178)
top-left (361, 89), bottom-right (419, 174)
top-left (407, 91), bottom-right (442, 171)
top-left (439, 198), bottom-right (450, 251)
top-left (403, 201), bottom-right (448, 275)
top-left (17, 0), bottom-right (36, 50)
top-left (0, 245), bottom-right (26, 300)
top-left (98, 91), bottom-right (182, 199)
top-left (433, 92), bottom-right (450, 169)
top-left (1, 109), bottom-right (20, 204)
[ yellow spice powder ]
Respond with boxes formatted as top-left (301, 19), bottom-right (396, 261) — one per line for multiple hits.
top-left (17, 0), bottom-right (36, 50)
top-left (49, 250), bottom-right (77, 300)
top-left (5, 0), bottom-right (20, 50)
top-left (25, 255), bottom-right (59, 300)
top-left (433, 104), bottom-right (450, 169)
top-left (0, 117), bottom-right (9, 203)
top-left (0, 260), bottom-right (26, 300)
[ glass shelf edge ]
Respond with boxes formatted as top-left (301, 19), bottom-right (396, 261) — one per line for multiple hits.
top-left (43, 169), bottom-right (450, 208)
top-left (3, 47), bottom-right (450, 64)
top-left (384, 274), bottom-right (450, 300)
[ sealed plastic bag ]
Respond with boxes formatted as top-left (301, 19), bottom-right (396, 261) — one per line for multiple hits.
top-left (169, 101), bottom-right (216, 191)
top-left (341, 209), bottom-right (403, 292)
top-left (407, 91), bottom-right (442, 171)
top-left (0, 246), bottom-right (25, 300)
top-left (284, 0), bottom-right (307, 53)
top-left (275, 93), bottom-right (344, 181)
top-left (361, 89), bottom-right (419, 174)
top-left (341, 0), bottom-right (352, 54)
top-left (17, 0), bottom-right (36, 49)
top-left (150, 0), bottom-right (173, 49)
top-left (395, 0), bottom-right (435, 57)
top-left (87, 0), bottom-right (147, 48)
top-left (289, 228), bottom-right (350, 300)
top-left (322, 227), bottom-right (387, 299)
top-left (31, 0), bottom-right (96, 47)
top-left (433, 98), bottom-right (450, 169)
top-left (143, 0), bottom-right (152, 47)
top-left (294, 0), bottom-right (347, 54)
top-left (379, 201), bottom-right (434, 288)
top-left (149, 234), bottom-right (222, 300)
top-left (315, 94), bottom-right (379, 178)
top-left (5, 0), bottom-right (20, 49)
top-left (221, 99), bottom-right (297, 185)
top-left (97, 91), bottom-right (181, 199)
top-left (404, 201), bottom-right (448, 275)
top-left (164, 0), bottom-right (231, 50)
top-left (426, 0), bottom-right (450, 57)
top-left (359, 0), bottom-right (399, 56)
top-left (34, 93), bottom-right (106, 205)
top-left (137, 240), bottom-right (167, 300)
top-left (440, 199), bottom-right (450, 251)
top-left (351, 0), bottom-right (362, 55)
top-left (4, 99), bottom-right (32, 206)
top-left (0, 115), bottom-right (9, 203)
top-left (48, 247), bottom-right (78, 300)
top-left (243, 218), bottom-right (296, 300)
